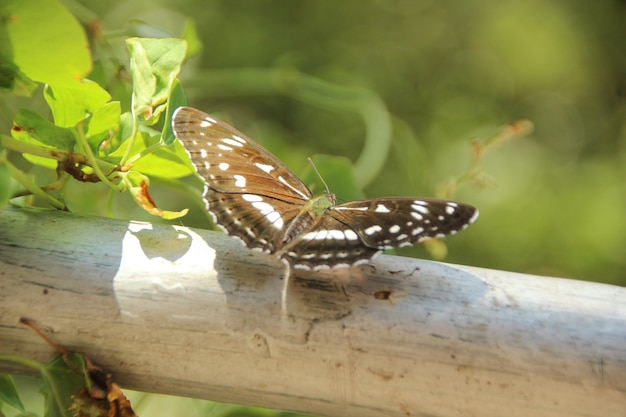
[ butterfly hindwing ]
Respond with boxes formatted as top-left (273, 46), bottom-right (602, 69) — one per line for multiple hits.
top-left (206, 192), bottom-right (303, 253)
top-left (278, 215), bottom-right (381, 270)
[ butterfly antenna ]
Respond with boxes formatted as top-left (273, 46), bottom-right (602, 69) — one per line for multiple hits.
top-left (307, 157), bottom-right (331, 194)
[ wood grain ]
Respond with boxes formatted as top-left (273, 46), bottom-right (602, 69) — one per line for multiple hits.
top-left (0, 207), bottom-right (624, 417)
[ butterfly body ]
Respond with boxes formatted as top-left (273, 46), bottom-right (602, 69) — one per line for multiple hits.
top-left (172, 106), bottom-right (478, 271)
top-left (281, 193), bottom-right (334, 244)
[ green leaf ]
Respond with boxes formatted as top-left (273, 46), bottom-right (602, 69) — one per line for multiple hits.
top-left (134, 140), bottom-right (195, 179)
top-left (44, 81), bottom-right (112, 128)
top-left (105, 130), bottom-right (152, 162)
top-left (85, 101), bottom-right (121, 152)
top-left (0, 373), bottom-right (25, 412)
top-left (41, 354), bottom-right (86, 417)
top-left (116, 111), bottom-right (135, 147)
top-left (0, 155), bottom-right (11, 208)
top-left (1, 0), bottom-right (91, 88)
top-left (162, 79), bottom-right (188, 145)
top-left (108, 131), bottom-right (194, 179)
top-left (127, 38), bottom-right (187, 123)
top-left (12, 109), bottom-right (75, 150)
top-left (86, 102), bottom-right (121, 137)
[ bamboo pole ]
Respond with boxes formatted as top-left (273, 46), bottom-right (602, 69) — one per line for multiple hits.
top-left (0, 207), bottom-right (624, 417)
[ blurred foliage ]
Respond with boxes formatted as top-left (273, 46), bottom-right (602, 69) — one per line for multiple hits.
top-left (1, 0), bottom-right (625, 416)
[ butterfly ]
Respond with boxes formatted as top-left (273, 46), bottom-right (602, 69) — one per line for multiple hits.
top-left (172, 106), bottom-right (478, 271)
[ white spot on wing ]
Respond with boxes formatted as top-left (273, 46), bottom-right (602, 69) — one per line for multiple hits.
top-left (219, 162), bottom-right (229, 171)
top-left (315, 230), bottom-right (329, 240)
top-left (251, 201), bottom-right (273, 213)
top-left (222, 138), bottom-right (244, 147)
top-left (389, 225), bottom-right (401, 234)
top-left (278, 176), bottom-right (310, 199)
top-left (255, 163), bottom-right (275, 174)
top-left (344, 230), bottom-right (359, 240)
top-left (414, 205), bottom-right (429, 214)
top-left (302, 231), bottom-right (331, 240)
top-left (375, 204), bottom-right (391, 213)
top-left (265, 210), bottom-right (284, 229)
top-left (218, 144), bottom-right (233, 151)
top-left (234, 175), bottom-right (246, 187)
top-left (251, 201), bottom-right (284, 229)
top-left (353, 257), bottom-right (373, 266)
top-left (328, 230), bottom-right (345, 240)
top-left (470, 210), bottom-right (480, 223)
top-left (364, 225), bottom-right (382, 235)
top-left (410, 212), bottom-right (423, 220)
top-left (242, 194), bottom-right (263, 202)
top-left (334, 206), bottom-right (368, 211)
top-left (200, 149), bottom-right (208, 158)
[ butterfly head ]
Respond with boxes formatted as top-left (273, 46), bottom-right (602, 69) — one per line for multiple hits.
top-left (306, 192), bottom-right (336, 218)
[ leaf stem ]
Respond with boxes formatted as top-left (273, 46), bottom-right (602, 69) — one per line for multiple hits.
top-left (0, 152), bottom-right (67, 210)
top-left (73, 122), bottom-right (123, 191)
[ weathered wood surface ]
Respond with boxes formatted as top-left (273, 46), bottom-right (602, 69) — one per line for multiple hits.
top-left (0, 207), bottom-right (624, 417)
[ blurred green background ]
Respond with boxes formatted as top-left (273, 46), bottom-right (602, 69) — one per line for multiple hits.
top-left (2, 1), bottom-right (625, 417)
top-left (82, 0), bottom-right (625, 284)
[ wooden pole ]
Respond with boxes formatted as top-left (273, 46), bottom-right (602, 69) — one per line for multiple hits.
top-left (0, 207), bottom-right (624, 417)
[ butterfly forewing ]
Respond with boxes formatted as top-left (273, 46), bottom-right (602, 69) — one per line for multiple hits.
top-left (331, 198), bottom-right (478, 250)
top-left (173, 107), bottom-right (312, 203)
top-left (173, 106), bottom-right (314, 252)
top-left (172, 106), bottom-right (479, 270)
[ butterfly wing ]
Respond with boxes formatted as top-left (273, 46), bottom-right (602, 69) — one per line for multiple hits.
top-left (173, 107), bottom-right (313, 202)
top-left (331, 198), bottom-right (479, 249)
top-left (278, 215), bottom-right (381, 270)
top-left (206, 192), bottom-right (305, 253)
top-left (172, 107), bottom-right (313, 252)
